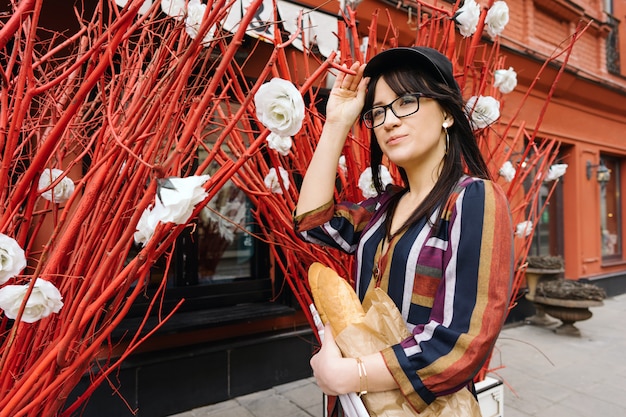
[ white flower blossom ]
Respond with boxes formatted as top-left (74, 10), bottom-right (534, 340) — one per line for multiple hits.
top-left (0, 234), bottom-right (27, 285)
top-left (161, 0), bottom-right (186, 20)
top-left (515, 220), bottom-right (533, 238)
top-left (134, 175), bottom-right (210, 246)
top-left (185, 0), bottom-right (215, 45)
top-left (115, 0), bottom-right (153, 15)
top-left (264, 167), bottom-right (290, 194)
top-left (266, 133), bottom-right (293, 156)
top-left (255, 78), bottom-right (305, 137)
top-left (338, 155), bottom-right (348, 177)
top-left (455, 0), bottom-right (481, 37)
top-left (133, 205), bottom-right (159, 246)
top-left (494, 67), bottom-right (517, 94)
top-left (358, 166), bottom-right (393, 199)
top-left (38, 168), bottom-right (75, 203)
top-left (154, 175), bottom-right (210, 224)
top-left (545, 164), bottom-right (568, 182)
top-left (499, 161), bottom-right (516, 182)
top-left (466, 95), bottom-right (500, 130)
top-left (485, 1), bottom-right (509, 38)
top-left (0, 278), bottom-right (63, 323)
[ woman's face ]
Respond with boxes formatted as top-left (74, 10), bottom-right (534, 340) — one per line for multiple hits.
top-left (372, 78), bottom-right (450, 173)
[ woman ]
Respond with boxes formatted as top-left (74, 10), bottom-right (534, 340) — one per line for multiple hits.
top-left (294, 47), bottom-right (513, 413)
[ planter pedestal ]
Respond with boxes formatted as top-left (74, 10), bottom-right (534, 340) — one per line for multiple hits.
top-left (524, 268), bottom-right (563, 327)
top-left (475, 377), bottom-right (504, 417)
top-left (533, 296), bottom-right (603, 336)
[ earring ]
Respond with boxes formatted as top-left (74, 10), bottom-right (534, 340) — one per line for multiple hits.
top-left (443, 124), bottom-right (450, 155)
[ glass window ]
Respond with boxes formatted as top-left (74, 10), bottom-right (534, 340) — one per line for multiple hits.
top-left (131, 178), bottom-right (261, 290)
top-left (530, 182), bottom-right (563, 257)
top-left (524, 147), bottom-right (565, 257)
top-left (196, 176), bottom-right (254, 284)
top-left (128, 100), bottom-right (271, 308)
top-left (600, 156), bottom-right (622, 259)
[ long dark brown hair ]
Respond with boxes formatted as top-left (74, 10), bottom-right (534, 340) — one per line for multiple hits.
top-left (362, 65), bottom-right (491, 231)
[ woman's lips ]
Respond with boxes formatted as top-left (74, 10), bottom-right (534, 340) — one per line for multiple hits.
top-left (386, 134), bottom-right (406, 145)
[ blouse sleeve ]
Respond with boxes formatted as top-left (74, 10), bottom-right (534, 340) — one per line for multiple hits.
top-left (380, 179), bottom-right (514, 412)
top-left (293, 196), bottom-right (381, 254)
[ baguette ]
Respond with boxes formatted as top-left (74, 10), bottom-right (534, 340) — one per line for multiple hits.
top-left (308, 262), bottom-right (365, 336)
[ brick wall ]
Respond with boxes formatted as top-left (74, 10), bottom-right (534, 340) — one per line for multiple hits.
top-left (499, 0), bottom-right (626, 88)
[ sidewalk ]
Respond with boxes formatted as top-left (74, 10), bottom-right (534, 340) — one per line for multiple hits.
top-left (169, 293), bottom-right (626, 417)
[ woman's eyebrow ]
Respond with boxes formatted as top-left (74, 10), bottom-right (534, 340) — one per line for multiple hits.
top-left (372, 95), bottom-right (399, 107)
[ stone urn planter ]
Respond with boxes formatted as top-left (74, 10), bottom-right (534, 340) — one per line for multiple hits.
top-left (533, 279), bottom-right (606, 336)
top-left (523, 256), bottom-right (564, 326)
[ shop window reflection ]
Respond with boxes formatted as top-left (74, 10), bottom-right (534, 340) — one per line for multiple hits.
top-left (600, 156), bottom-right (622, 258)
top-left (524, 145), bottom-right (565, 257)
top-left (197, 178), bottom-right (253, 283)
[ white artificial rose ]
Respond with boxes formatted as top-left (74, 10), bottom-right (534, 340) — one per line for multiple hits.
top-left (358, 168), bottom-right (377, 198)
top-left (515, 220), bottom-right (533, 238)
top-left (154, 175), bottom-right (211, 225)
top-left (0, 278), bottom-right (63, 323)
top-left (455, 0), bottom-right (481, 37)
top-left (466, 95), bottom-right (500, 130)
top-left (494, 67), bottom-right (517, 94)
top-left (545, 164), bottom-right (568, 182)
top-left (338, 155), bottom-right (348, 177)
top-left (379, 165), bottom-right (393, 189)
top-left (358, 166), bottom-right (393, 199)
top-left (161, 0), bottom-right (186, 20)
top-left (266, 132), bottom-right (293, 156)
top-left (134, 205), bottom-right (159, 246)
top-left (255, 78), bottom-right (305, 137)
top-left (185, 0), bottom-right (215, 45)
top-left (0, 234), bottom-right (27, 285)
top-left (134, 175), bottom-right (211, 246)
top-left (264, 167), bottom-right (290, 194)
top-left (485, 1), bottom-right (509, 38)
top-left (499, 161), bottom-right (516, 182)
top-left (115, 0), bottom-right (153, 15)
top-left (38, 168), bottom-right (75, 203)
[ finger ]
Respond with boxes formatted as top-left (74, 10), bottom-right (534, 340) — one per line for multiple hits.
top-left (321, 325), bottom-right (343, 358)
top-left (356, 67), bottom-right (368, 90)
top-left (332, 64), bottom-right (349, 89)
top-left (342, 62), bottom-right (364, 91)
top-left (323, 324), bottom-right (334, 342)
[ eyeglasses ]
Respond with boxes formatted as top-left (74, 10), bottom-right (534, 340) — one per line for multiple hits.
top-left (362, 93), bottom-right (428, 129)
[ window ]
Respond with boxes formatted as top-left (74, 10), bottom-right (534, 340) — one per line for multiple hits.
top-left (196, 177), bottom-right (254, 284)
top-left (606, 14), bottom-right (621, 75)
top-left (600, 156), bottom-right (622, 259)
top-left (525, 147), bottom-right (565, 257)
top-left (124, 102), bottom-right (278, 320)
top-left (529, 181), bottom-right (563, 257)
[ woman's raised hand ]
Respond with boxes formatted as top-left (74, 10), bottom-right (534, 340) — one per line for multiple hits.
top-left (295, 62), bottom-right (367, 216)
top-left (325, 62), bottom-right (368, 127)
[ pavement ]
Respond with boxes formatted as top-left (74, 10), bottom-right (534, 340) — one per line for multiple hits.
top-left (168, 293), bottom-right (626, 417)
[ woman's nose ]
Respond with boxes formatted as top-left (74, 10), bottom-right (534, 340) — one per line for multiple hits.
top-left (382, 107), bottom-right (401, 127)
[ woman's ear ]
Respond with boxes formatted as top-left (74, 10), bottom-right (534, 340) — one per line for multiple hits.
top-left (442, 114), bottom-right (454, 129)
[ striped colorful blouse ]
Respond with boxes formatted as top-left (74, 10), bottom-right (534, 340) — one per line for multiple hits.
top-left (294, 175), bottom-right (513, 412)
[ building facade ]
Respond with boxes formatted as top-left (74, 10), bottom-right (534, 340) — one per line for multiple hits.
top-left (61, 0), bottom-right (626, 415)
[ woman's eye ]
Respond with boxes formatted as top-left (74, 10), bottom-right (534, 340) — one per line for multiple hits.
top-left (372, 108), bottom-right (385, 118)
top-left (400, 96), bottom-right (418, 106)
